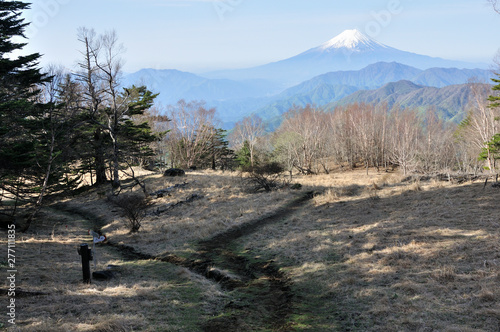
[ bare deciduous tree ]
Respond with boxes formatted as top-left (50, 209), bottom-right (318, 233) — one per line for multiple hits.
top-left (229, 114), bottom-right (264, 168)
top-left (132, 105), bottom-right (171, 170)
top-left (77, 28), bottom-right (143, 189)
top-left (96, 30), bottom-right (127, 188)
top-left (275, 105), bottom-right (327, 175)
top-left (328, 106), bottom-right (358, 169)
top-left (389, 107), bottom-right (422, 176)
top-left (166, 100), bottom-right (218, 168)
top-left (460, 82), bottom-right (499, 172)
top-left (419, 108), bottom-right (456, 173)
top-left (76, 27), bottom-right (108, 185)
top-left (22, 66), bottom-right (82, 231)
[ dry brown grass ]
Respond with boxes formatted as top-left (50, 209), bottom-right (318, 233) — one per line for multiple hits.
top-left (67, 170), bottom-right (302, 257)
top-left (1, 169), bottom-right (301, 330)
top-left (2, 168), bottom-right (500, 331)
top-left (1, 189), bottom-right (227, 331)
top-left (242, 169), bottom-right (500, 331)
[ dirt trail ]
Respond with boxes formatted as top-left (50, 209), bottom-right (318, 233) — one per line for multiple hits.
top-left (53, 191), bottom-right (314, 331)
top-left (194, 191), bottom-right (314, 331)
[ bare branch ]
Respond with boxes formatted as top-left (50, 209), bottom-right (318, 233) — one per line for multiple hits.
top-left (488, 0), bottom-right (500, 14)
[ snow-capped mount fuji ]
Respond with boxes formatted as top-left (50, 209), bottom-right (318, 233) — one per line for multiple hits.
top-left (317, 29), bottom-right (389, 52)
top-left (205, 29), bottom-right (487, 86)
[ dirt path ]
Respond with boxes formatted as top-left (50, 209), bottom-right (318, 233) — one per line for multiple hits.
top-left (53, 191), bottom-right (314, 331)
top-left (193, 191), bottom-right (314, 331)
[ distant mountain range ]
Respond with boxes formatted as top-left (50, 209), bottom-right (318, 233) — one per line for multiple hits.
top-left (325, 80), bottom-right (490, 123)
top-left (122, 29), bottom-right (494, 128)
top-left (121, 69), bottom-right (283, 105)
top-left (204, 29), bottom-right (487, 86)
top-left (250, 62), bottom-right (493, 123)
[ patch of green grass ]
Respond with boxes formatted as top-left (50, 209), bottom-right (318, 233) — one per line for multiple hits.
top-left (115, 260), bottom-right (222, 331)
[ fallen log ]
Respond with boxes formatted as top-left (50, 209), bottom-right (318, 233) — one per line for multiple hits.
top-left (150, 182), bottom-right (189, 198)
top-left (153, 194), bottom-right (203, 215)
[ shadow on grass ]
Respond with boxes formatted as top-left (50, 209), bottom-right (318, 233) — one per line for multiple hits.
top-left (241, 181), bottom-right (500, 331)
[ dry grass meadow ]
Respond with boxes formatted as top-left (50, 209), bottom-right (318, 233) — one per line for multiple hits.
top-left (1, 168), bottom-right (499, 331)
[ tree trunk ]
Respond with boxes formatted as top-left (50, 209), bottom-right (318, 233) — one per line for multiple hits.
top-left (21, 153), bottom-right (54, 232)
top-left (111, 138), bottom-right (120, 188)
top-left (94, 128), bottom-right (107, 185)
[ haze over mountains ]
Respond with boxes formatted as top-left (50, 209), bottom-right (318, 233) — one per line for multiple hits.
top-left (122, 29), bottom-right (493, 128)
top-left (205, 29), bottom-right (486, 86)
top-left (326, 80), bottom-right (491, 123)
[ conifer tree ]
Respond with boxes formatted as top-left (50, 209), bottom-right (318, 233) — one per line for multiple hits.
top-left (236, 140), bottom-right (253, 170)
top-left (488, 75), bottom-right (500, 108)
top-left (76, 28), bottom-right (160, 189)
top-left (201, 128), bottom-right (234, 170)
top-left (0, 1), bottom-right (49, 221)
top-left (116, 85), bottom-right (161, 167)
top-left (485, 75), bottom-right (500, 171)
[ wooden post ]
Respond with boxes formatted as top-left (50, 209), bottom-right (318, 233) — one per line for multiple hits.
top-left (78, 243), bottom-right (92, 284)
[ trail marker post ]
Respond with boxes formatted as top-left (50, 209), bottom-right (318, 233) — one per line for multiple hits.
top-left (77, 243), bottom-right (92, 284)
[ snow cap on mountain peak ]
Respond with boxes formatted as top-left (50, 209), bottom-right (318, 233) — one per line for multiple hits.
top-left (319, 29), bottom-right (388, 51)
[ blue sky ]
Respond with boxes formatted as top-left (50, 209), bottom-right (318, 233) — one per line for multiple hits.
top-left (18, 0), bottom-right (500, 73)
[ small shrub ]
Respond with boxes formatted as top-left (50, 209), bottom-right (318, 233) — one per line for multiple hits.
top-left (244, 162), bottom-right (287, 192)
top-left (109, 193), bottom-right (152, 232)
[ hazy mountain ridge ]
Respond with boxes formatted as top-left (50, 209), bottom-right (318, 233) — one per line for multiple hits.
top-left (122, 30), bottom-right (493, 127)
top-left (123, 62), bottom-right (492, 124)
top-left (204, 29), bottom-right (487, 86)
top-left (289, 62), bottom-right (493, 90)
top-left (250, 62), bottom-right (493, 123)
top-left (326, 80), bottom-right (489, 122)
top-left (121, 68), bottom-right (207, 104)
top-left (121, 68), bottom-right (283, 106)
top-left (253, 84), bottom-right (360, 121)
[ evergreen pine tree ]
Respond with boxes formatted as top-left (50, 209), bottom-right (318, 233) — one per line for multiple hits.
top-left (236, 140), bottom-right (253, 170)
top-left (485, 74), bottom-right (500, 171)
top-left (117, 85), bottom-right (161, 167)
top-left (197, 127), bottom-right (235, 170)
top-left (488, 75), bottom-right (500, 108)
top-left (0, 1), bottom-right (49, 222)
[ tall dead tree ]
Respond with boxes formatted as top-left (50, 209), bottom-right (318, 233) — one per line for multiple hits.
top-left (77, 28), bottom-right (129, 188)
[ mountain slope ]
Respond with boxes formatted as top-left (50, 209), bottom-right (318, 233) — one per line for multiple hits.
top-left (122, 68), bottom-right (207, 104)
top-left (287, 62), bottom-right (493, 91)
top-left (282, 62), bottom-right (422, 92)
top-left (122, 69), bottom-right (282, 106)
top-left (326, 80), bottom-right (489, 122)
top-left (254, 84), bottom-right (359, 120)
top-left (248, 63), bottom-right (493, 124)
top-left (205, 29), bottom-right (487, 86)
top-left (412, 68), bottom-right (493, 87)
